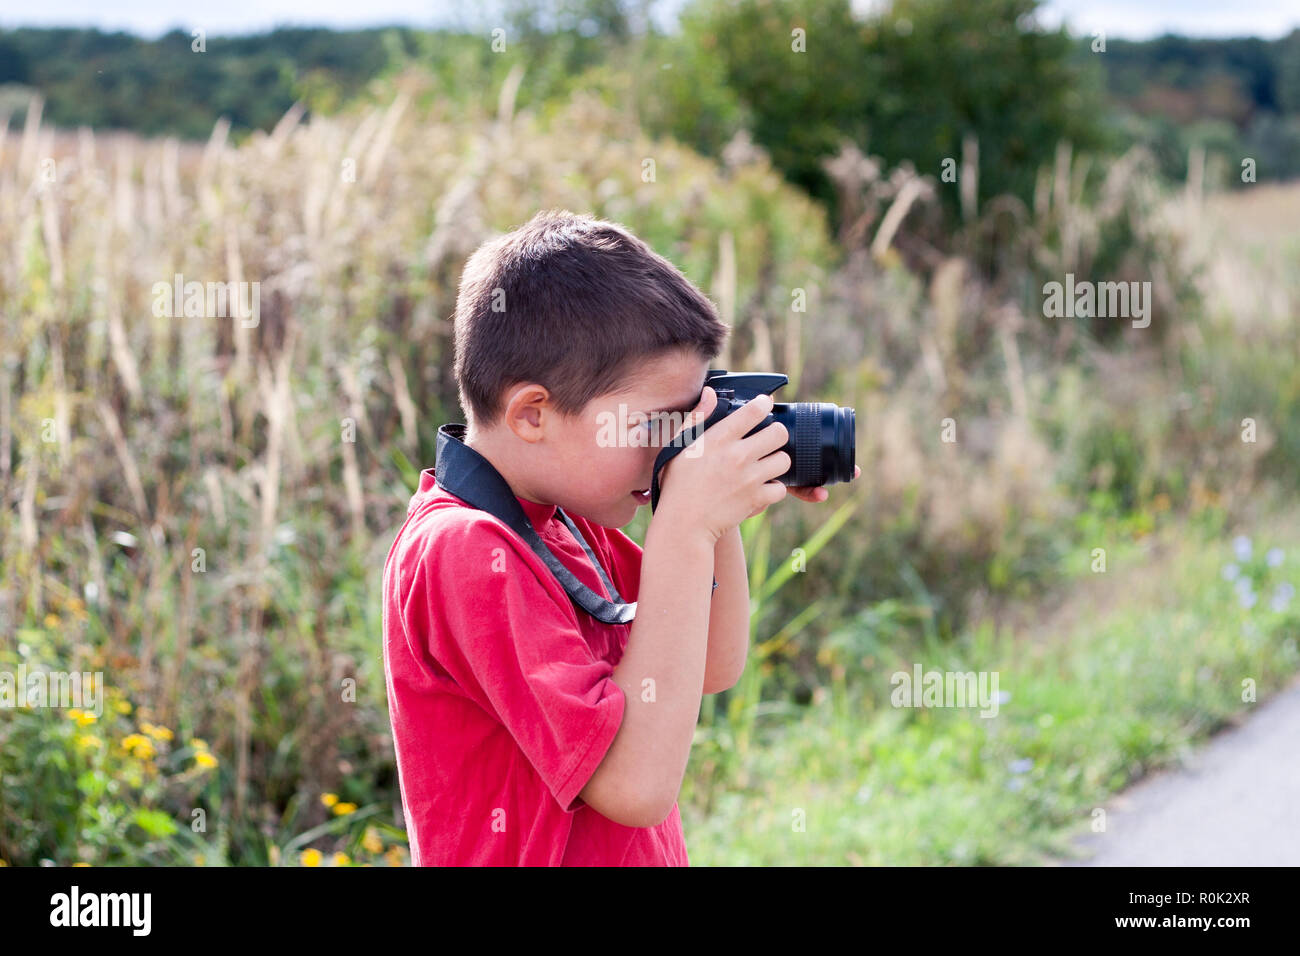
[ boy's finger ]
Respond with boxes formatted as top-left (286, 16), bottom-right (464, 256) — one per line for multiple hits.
top-left (666, 387), bottom-right (715, 444)
top-left (712, 392), bottom-right (774, 441)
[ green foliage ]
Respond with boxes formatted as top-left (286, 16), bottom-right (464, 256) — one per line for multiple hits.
top-left (681, 522), bottom-right (1300, 863)
top-left (655, 0), bottom-right (1110, 223)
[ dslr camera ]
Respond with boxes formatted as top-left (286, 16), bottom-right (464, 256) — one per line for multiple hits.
top-left (649, 368), bottom-right (857, 513)
top-left (698, 369), bottom-right (856, 487)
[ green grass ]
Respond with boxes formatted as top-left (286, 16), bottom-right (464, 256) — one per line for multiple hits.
top-left (679, 513), bottom-right (1300, 865)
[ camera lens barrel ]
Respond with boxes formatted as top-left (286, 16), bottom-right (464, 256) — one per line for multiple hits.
top-left (743, 401), bottom-right (856, 486)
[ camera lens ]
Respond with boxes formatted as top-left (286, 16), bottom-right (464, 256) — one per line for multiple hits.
top-left (744, 401), bottom-right (856, 486)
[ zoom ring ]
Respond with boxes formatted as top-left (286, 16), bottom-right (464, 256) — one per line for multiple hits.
top-left (794, 404), bottom-right (822, 485)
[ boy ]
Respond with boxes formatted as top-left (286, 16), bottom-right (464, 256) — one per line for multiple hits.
top-left (381, 209), bottom-right (845, 866)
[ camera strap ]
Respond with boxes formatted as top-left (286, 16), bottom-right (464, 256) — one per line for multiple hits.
top-left (434, 424), bottom-right (636, 625)
top-left (648, 401), bottom-right (732, 513)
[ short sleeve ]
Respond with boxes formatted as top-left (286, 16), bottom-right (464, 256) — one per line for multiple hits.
top-left (409, 514), bottom-right (626, 813)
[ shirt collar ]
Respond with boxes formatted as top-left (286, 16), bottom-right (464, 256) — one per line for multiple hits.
top-left (416, 467), bottom-right (558, 534)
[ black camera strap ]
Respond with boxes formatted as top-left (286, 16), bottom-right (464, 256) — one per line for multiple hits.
top-left (648, 400), bottom-right (732, 513)
top-left (433, 424), bottom-right (636, 625)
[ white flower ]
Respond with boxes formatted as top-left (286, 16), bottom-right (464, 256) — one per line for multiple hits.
top-left (1233, 536), bottom-right (1252, 561)
top-left (1222, 563), bottom-right (1239, 581)
top-left (1266, 548), bottom-right (1284, 568)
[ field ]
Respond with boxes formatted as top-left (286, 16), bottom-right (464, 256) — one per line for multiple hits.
top-left (1, 75), bottom-right (1297, 865)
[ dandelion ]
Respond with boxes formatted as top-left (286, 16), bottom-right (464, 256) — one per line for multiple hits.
top-left (67, 708), bottom-right (84, 721)
top-left (1233, 536), bottom-right (1252, 561)
top-left (74, 711), bottom-right (97, 727)
top-left (195, 751), bottom-right (218, 769)
top-left (332, 802), bottom-right (358, 816)
top-left (320, 793), bottom-right (339, 808)
top-left (300, 848), bottom-right (323, 867)
top-left (1267, 548), bottom-right (1284, 568)
top-left (332, 852), bottom-right (350, 866)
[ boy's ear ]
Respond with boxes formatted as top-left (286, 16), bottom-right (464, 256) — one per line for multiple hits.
top-left (502, 383), bottom-right (551, 442)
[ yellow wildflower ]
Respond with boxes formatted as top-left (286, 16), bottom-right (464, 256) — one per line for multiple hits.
top-left (191, 738), bottom-right (209, 750)
top-left (320, 792), bottom-right (339, 808)
top-left (71, 862), bottom-right (91, 867)
top-left (44, 613), bottom-right (60, 629)
top-left (361, 828), bottom-right (383, 854)
top-left (120, 734), bottom-right (155, 760)
top-left (195, 751), bottom-right (218, 769)
top-left (68, 708), bottom-right (84, 721)
top-left (74, 711), bottom-right (97, 727)
top-left (331, 802), bottom-right (357, 816)
top-left (113, 699), bottom-right (132, 715)
top-left (300, 848), bottom-right (323, 867)
top-left (74, 734), bottom-right (101, 750)
top-left (332, 852), bottom-right (350, 866)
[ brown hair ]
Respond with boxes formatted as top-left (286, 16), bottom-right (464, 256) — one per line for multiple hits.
top-left (453, 209), bottom-right (729, 428)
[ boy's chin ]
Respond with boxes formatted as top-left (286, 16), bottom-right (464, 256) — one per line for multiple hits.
top-left (569, 496), bottom-right (642, 529)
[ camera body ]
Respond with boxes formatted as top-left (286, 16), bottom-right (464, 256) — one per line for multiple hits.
top-left (701, 369), bottom-right (856, 487)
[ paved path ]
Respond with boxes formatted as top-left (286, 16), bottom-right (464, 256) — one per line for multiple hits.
top-left (1064, 675), bottom-right (1300, 866)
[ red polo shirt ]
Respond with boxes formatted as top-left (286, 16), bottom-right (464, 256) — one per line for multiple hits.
top-left (381, 468), bottom-right (689, 866)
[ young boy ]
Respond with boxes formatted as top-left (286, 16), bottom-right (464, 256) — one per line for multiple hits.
top-left (381, 209), bottom-right (842, 866)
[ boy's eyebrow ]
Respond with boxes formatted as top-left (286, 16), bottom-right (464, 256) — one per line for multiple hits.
top-left (644, 388), bottom-right (704, 415)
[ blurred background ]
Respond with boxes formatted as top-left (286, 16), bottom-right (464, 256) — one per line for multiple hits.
top-left (1, 0), bottom-right (1297, 866)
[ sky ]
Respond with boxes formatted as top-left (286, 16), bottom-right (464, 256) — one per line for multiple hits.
top-left (0, 0), bottom-right (1296, 40)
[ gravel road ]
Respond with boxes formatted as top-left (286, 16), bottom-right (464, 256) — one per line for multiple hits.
top-left (1064, 675), bottom-right (1300, 866)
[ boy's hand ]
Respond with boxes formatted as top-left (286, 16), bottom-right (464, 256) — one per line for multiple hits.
top-left (787, 465), bottom-right (861, 502)
top-left (653, 386), bottom-right (790, 543)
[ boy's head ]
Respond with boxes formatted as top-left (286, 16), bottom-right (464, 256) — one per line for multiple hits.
top-left (452, 209), bottom-right (729, 527)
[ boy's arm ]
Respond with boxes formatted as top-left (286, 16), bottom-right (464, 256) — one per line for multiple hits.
top-left (702, 526), bottom-right (750, 694)
top-left (577, 510), bottom-right (716, 828)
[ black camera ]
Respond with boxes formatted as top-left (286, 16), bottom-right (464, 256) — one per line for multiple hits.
top-left (699, 369), bottom-right (856, 487)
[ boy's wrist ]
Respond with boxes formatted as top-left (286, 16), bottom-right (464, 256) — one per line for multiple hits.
top-left (645, 510), bottom-right (719, 556)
